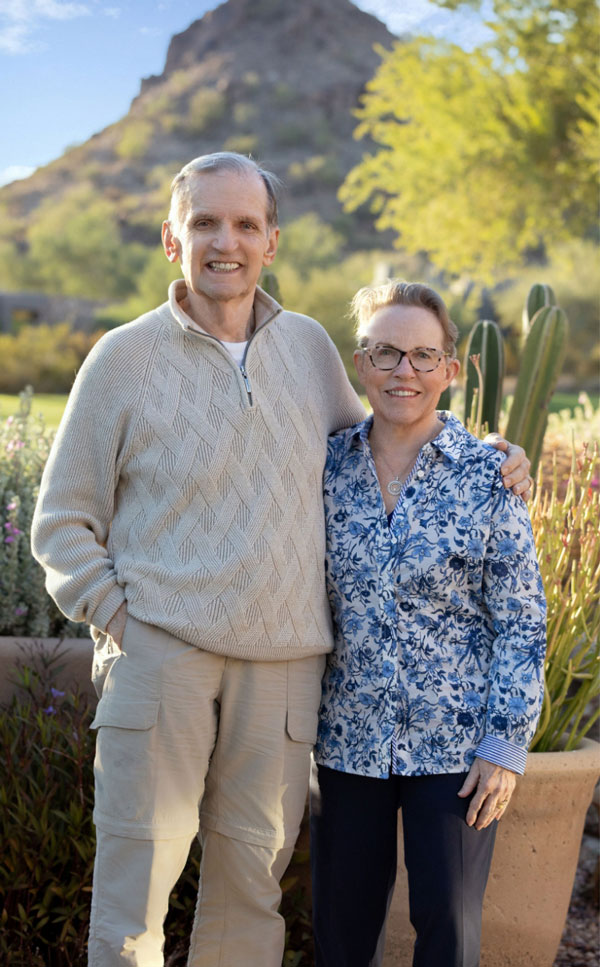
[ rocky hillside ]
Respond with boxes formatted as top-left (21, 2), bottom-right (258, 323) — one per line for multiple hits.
top-left (0, 0), bottom-right (395, 249)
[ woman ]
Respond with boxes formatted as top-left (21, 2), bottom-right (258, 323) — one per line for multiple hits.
top-left (311, 281), bottom-right (546, 967)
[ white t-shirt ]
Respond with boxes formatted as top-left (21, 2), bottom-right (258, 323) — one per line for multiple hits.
top-left (221, 339), bottom-right (248, 367)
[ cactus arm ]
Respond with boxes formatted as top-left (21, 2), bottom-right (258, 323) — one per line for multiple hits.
top-left (463, 319), bottom-right (504, 433)
top-left (505, 305), bottom-right (569, 476)
top-left (522, 282), bottom-right (556, 342)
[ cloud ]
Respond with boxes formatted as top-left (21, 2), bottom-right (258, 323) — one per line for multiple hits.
top-left (103, 6), bottom-right (120, 18)
top-left (0, 164), bottom-right (36, 187)
top-left (354, 0), bottom-right (494, 49)
top-left (0, 0), bottom-right (90, 54)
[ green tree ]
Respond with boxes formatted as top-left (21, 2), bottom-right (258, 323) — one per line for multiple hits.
top-left (340, 0), bottom-right (599, 280)
top-left (26, 186), bottom-right (148, 300)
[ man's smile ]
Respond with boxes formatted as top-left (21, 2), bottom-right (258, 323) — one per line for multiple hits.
top-left (207, 261), bottom-right (242, 272)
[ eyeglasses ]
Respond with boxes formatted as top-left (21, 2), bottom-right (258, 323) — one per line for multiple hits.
top-left (361, 344), bottom-right (451, 373)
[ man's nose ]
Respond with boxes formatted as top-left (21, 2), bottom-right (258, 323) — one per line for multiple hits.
top-left (213, 223), bottom-right (237, 251)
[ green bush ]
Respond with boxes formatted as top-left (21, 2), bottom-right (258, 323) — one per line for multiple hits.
top-left (222, 133), bottom-right (259, 155)
top-left (0, 650), bottom-right (96, 966)
top-left (0, 388), bottom-right (87, 637)
top-left (186, 88), bottom-right (227, 135)
top-left (287, 154), bottom-right (342, 189)
top-left (116, 119), bottom-right (155, 161)
top-left (232, 101), bottom-right (258, 127)
top-left (274, 122), bottom-right (310, 147)
top-left (0, 324), bottom-right (103, 395)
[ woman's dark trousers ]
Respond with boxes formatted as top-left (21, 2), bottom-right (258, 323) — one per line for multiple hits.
top-left (310, 765), bottom-right (497, 967)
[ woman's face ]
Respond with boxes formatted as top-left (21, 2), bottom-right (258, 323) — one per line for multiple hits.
top-left (354, 304), bottom-right (460, 436)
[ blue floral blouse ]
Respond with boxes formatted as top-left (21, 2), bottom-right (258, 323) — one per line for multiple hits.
top-left (314, 413), bottom-right (547, 779)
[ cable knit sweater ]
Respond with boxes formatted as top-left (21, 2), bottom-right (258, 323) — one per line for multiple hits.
top-left (31, 282), bottom-right (364, 661)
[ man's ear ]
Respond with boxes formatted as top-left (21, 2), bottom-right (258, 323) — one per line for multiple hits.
top-left (162, 221), bottom-right (180, 263)
top-left (263, 227), bottom-right (280, 266)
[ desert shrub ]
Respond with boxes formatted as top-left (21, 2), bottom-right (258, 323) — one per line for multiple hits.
top-left (116, 119), bottom-right (155, 161)
top-left (273, 82), bottom-right (298, 107)
top-left (0, 324), bottom-right (103, 395)
top-left (274, 122), bottom-right (310, 147)
top-left (222, 134), bottom-right (259, 155)
top-left (26, 187), bottom-right (148, 301)
top-left (98, 245), bottom-right (181, 327)
top-left (186, 88), bottom-right (227, 135)
top-left (232, 101), bottom-right (258, 127)
top-left (0, 647), bottom-right (96, 966)
top-left (287, 154), bottom-right (342, 189)
top-left (0, 388), bottom-right (87, 638)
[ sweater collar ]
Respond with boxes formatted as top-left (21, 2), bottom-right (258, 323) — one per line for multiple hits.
top-left (168, 279), bottom-right (282, 337)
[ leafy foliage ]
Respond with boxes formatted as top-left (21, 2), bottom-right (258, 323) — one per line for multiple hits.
top-left (25, 186), bottom-right (148, 301)
top-left (340, 0), bottom-right (599, 280)
top-left (0, 388), bottom-right (85, 637)
top-left (0, 650), bottom-right (96, 966)
top-left (530, 443), bottom-right (600, 751)
top-left (0, 323), bottom-right (103, 394)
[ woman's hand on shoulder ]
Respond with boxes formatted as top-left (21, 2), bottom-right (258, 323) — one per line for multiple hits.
top-left (484, 434), bottom-right (533, 500)
top-left (457, 756), bottom-right (517, 830)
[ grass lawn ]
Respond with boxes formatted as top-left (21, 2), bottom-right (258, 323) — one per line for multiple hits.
top-left (0, 393), bottom-right (69, 431)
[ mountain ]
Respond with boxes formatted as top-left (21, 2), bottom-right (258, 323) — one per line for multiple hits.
top-left (0, 0), bottom-right (395, 252)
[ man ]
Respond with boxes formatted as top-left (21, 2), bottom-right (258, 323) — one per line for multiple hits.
top-left (31, 152), bottom-right (531, 967)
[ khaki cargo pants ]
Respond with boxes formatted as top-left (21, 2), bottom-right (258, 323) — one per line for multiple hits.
top-left (88, 615), bottom-right (324, 967)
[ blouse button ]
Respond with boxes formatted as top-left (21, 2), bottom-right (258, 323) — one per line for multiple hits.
top-left (416, 470), bottom-right (426, 479)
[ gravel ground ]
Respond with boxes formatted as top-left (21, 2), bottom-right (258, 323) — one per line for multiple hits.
top-left (554, 799), bottom-right (600, 967)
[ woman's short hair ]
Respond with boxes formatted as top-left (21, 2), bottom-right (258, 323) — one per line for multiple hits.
top-left (352, 280), bottom-right (459, 356)
top-left (169, 152), bottom-right (281, 229)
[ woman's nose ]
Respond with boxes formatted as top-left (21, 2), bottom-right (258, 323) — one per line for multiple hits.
top-left (393, 352), bottom-right (415, 375)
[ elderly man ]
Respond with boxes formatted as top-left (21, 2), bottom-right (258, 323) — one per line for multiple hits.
top-left (31, 152), bottom-right (531, 967)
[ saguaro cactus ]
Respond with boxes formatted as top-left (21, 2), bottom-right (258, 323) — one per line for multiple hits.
top-left (522, 283), bottom-right (556, 342)
top-left (463, 319), bottom-right (505, 433)
top-left (260, 270), bottom-right (282, 304)
top-left (506, 305), bottom-right (569, 475)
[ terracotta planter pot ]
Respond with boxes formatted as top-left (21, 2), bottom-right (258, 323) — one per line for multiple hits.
top-left (0, 635), bottom-right (96, 705)
top-left (383, 738), bottom-right (600, 967)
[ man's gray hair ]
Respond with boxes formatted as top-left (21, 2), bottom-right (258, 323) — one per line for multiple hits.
top-left (169, 152), bottom-right (281, 229)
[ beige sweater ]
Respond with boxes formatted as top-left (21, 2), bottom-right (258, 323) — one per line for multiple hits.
top-left (31, 283), bottom-right (365, 661)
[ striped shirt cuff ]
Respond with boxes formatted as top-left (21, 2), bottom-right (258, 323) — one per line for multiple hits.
top-left (475, 734), bottom-right (527, 775)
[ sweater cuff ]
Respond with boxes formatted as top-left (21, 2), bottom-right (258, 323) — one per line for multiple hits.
top-left (88, 585), bottom-right (127, 634)
top-left (475, 734), bottom-right (527, 775)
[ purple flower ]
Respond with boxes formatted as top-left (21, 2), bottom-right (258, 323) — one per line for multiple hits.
top-left (14, 606), bottom-right (28, 617)
top-left (4, 536), bottom-right (14, 544)
top-left (43, 706), bottom-right (56, 716)
top-left (50, 687), bottom-right (65, 699)
top-left (6, 502), bottom-right (17, 511)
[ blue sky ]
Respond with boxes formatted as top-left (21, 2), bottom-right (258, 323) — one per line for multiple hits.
top-left (0, 0), bottom-right (492, 188)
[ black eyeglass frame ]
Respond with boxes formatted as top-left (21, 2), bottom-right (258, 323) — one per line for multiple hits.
top-left (360, 344), bottom-right (452, 373)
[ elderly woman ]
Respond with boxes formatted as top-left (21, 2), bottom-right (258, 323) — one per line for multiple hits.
top-left (310, 281), bottom-right (546, 967)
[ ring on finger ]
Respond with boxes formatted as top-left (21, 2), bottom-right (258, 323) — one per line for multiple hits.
top-left (497, 799), bottom-right (509, 810)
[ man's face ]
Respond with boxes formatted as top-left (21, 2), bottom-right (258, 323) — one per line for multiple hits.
top-left (162, 169), bottom-right (279, 307)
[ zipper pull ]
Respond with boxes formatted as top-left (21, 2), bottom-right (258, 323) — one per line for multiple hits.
top-left (240, 364), bottom-right (253, 404)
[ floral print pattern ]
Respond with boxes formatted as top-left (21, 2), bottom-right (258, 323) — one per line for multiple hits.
top-left (315, 413), bottom-right (546, 779)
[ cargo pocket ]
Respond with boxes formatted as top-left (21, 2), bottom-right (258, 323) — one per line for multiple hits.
top-left (286, 654), bottom-right (326, 744)
top-left (90, 690), bottom-right (160, 731)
